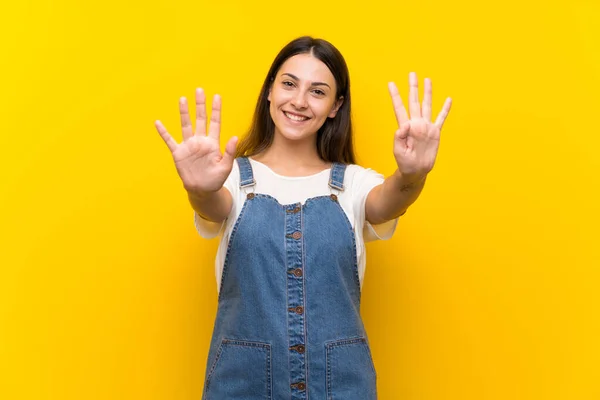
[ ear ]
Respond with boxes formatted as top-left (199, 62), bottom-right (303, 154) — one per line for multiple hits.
top-left (328, 96), bottom-right (344, 118)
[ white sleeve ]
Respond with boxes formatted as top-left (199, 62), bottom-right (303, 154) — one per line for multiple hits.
top-left (352, 167), bottom-right (399, 243)
top-left (193, 161), bottom-right (240, 239)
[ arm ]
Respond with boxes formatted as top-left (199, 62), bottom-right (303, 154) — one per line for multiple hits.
top-left (188, 187), bottom-right (233, 223)
top-left (365, 171), bottom-right (426, 225)
top-left (155, 88), bottom-right (238, 224)
top-left (368, 72), bottom-right (452, 224)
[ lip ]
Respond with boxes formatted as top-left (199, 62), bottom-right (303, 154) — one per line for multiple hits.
top-left (283, 110), bottom-right (310, 119)
top-left (283, 110), bottom-right (311, 122)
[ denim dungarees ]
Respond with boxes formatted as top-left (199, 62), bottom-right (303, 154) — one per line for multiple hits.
top-left (202, 157), bottom-right (377, 400)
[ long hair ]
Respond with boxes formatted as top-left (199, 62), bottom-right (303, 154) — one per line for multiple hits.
top-left (235, 36), bottom-right (355, 164)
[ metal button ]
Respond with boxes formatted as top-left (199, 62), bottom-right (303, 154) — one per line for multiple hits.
top-left (288, 306), bottom-right (304, 314)
top-left (291, 381), bottom-right (306, 390)
top-left (330, 193), bottom-right (338, 202)
top-left (286, 206), bottom-right (301, 213)
top-left (247, 193), bottom-right (255, 199)
top-left (292, 231), bottom-right (302, 240)
top-left (287, 268), bottom-right (303, 277)
top-left (289, 344), bottom-right (305, 353)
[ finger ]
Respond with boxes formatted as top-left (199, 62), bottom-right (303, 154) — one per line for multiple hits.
top-left (179, 97), bottom-right (193, 141)
top-left (222, 136), bottom-right (238, 167)
top-left (195, 88), bottom-right (207, 136)
top-left (422, 78), bottom-right (432, 122)
top-left (208, 94), bottom-right (222, 141)
top-left (388, 82), bottom-right (409, 127)
top-left (394, 125), bottom-right (410, 152)
top-left (434, 97), bottom-right (453, 130)
top-left (408, 72), bottom-right (421, 119)
top-left (155, 120), bottom-right (178, 153)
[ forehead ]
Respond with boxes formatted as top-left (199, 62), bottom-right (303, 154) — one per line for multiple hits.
top-left (276, 53), bottom-right (335, 85)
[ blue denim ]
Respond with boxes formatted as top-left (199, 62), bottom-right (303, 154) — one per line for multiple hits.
top-left (202, 157), bottom-right (377, 399)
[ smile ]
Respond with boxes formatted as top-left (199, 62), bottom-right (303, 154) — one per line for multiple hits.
top-left (283, 111), bottom-right (310, 122)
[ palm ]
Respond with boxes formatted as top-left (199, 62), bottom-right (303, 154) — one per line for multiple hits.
top-left (388, 73), bottom-right (452, 179)
top-left (155, 89), bottom-right (238, 193)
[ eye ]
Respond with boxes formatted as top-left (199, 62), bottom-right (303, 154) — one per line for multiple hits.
top-left (282, 81), bottom-right (294, 87)
top-left (312, 89), bottom-right (326, 96)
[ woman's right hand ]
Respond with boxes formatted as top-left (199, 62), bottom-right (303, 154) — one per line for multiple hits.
top-left (155, 88), bottom-right (238, 195)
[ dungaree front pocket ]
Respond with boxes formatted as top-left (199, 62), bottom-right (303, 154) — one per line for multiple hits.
top-left (325, 337), bottom-right (377, 400)
top-left (203, 339), bottom-right (272, 400)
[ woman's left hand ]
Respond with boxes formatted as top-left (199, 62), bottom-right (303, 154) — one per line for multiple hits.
top-left (388, 72), bottom-right (452, 181)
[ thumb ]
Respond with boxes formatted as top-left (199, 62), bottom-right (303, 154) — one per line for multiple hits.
top-left (395, 122), bottom-right (410, 141)
top-left (222, 136), bottom-right (239, 167)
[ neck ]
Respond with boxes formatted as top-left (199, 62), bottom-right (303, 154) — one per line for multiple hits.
top-left (253, 132), bottom-right (330, 175)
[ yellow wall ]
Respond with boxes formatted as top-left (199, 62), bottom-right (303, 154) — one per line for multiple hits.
top-left (1, 1), bottom-right (599, 398)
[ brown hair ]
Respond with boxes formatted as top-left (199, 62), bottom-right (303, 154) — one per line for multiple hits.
top-left (235, 36), bottom-right (355, 164)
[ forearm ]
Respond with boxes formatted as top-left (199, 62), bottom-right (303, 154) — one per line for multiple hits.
top-left (365, 170), bottom-right (427, 225)
top-left (187, 187), bottom-right (232, 223)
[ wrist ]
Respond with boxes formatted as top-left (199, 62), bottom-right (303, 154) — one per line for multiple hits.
top-left (186, 187), bottom-right (219, 200)
top-left (392, 169), bottom-right (428, 186)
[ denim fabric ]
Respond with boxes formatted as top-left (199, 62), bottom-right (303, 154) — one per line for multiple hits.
top-left (202, 157), bottom-right (377, 400)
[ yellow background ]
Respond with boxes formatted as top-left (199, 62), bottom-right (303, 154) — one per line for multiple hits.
top-left (1, 0), bottom-right (599, 398)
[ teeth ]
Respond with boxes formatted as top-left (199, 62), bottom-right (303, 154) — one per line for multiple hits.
top-left (284, 111), bottom-right (308, 121)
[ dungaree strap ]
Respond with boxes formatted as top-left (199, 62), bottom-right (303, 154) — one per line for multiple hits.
top-left (236, 157), bottom-right (256, 188)
top-left (328, 162), bottom-right (347, 191)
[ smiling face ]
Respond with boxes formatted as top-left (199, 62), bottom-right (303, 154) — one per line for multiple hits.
top-left (267, 53), bottom-right (344, 144)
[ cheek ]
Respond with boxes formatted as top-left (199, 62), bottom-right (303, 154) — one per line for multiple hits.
top-left (313, 102), bottom-right (333, 118)
top-left (273, 90), bottom-right (291, 106)
top-left (269, 101), bottom-right (283, 123)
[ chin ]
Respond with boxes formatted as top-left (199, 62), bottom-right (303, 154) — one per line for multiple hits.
top-left (277, 127), bottom-right (316, 142)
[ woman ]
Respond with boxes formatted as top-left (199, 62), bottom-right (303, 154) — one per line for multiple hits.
top-left (155, 36), bottom-right (452, 399)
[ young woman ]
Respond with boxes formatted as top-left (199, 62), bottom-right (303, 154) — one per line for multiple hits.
top-left (155, 36), bottom-right (452, 400)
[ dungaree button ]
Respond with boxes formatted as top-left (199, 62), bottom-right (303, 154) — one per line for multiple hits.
top-left (288, 306), bottom-right (304, 314)
top-left (247, 193), bottom-right (255, 199)
top-left (330, 193), bottom-right (338, 201)
top-left (291, 382), bottom-right (306, 391)
top-left (289, 344), bottom-right (305, 353)
top-left (293, 268), bottom-right (303, 277)
top-left (286, 206), bottom-right (301, 213)
top-left (292, 231), bottom-right (302, 240)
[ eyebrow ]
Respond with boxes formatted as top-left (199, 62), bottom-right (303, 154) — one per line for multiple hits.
top-left (281, 73), bottom-right (331, 89)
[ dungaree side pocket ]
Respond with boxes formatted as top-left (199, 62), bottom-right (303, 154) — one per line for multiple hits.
top-left (203, 339), bottom-right (272, 400)
top-left (325, 337), bottom-right (377, 400)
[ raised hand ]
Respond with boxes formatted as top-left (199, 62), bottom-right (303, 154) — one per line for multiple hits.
top-left (155, 88), bottom-right (238, 194)
top-left (388, 72), bottom-right (452, 180)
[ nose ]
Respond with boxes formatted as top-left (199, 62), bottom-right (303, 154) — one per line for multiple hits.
top-left (291, 90), bottom-right (308, 109)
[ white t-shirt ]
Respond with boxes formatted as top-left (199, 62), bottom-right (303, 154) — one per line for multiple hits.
top-left (194, 158), bottom-right (399, 293)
